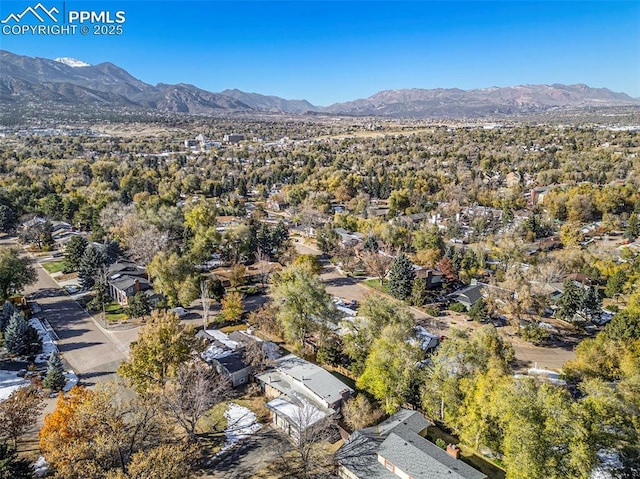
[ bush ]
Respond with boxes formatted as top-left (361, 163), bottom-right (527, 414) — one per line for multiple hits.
top-left (435, 438), bottom-right (447, 449)
top-left (423, 305), bottom-right (441, 317)
top-left (520, 323), bottom-right (551, 345)
top-left (448, 302), bottom-right (467, 313)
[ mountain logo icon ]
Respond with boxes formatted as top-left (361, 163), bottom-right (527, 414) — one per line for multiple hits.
top-left (1, 3), bottom-right (59, 24)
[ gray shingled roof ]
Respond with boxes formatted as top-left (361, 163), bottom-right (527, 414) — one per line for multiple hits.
top-left (448, 284), bottom-right (484, 306)
top-left (256, 354), bottom-right (353, 407)
top-left (378, 432), bottom-right (486, 479)
top-left (109, 275), bottom-right (150, 292)
top-left (217, 351), bottom-right (250, 374)
top-left (336, 409), bottom-right (487, 479)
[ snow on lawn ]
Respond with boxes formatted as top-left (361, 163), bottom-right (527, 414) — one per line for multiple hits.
top-left (33, 456), bottom-right (49, 477)
top-left (216, 403), bottom-right (262, 456)
top-left (63, 370), bottom-right (79, 392)
top-left (0, 369), bottom-right (30, 401)
top-left (29, 317), bottom-right (58, 363)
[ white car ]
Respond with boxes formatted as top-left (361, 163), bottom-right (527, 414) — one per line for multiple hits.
top-left (171, 307), bottom-right (189, 318)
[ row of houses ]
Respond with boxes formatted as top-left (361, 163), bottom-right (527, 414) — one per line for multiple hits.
top-left (197, 328), bottom-right (487, 478)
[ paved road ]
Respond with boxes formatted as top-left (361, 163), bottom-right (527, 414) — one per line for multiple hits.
top-left (293, 237), bottom-right (576, 371)
top-left (3, 237), bottom-right (128, 384)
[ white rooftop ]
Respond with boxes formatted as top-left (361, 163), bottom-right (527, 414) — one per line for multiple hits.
top-left (256, 354), bottom-right (353, 408)
top-left (266, 394), bottom-right (328, 430)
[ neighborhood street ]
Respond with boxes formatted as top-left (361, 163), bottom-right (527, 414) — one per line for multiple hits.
top-left (2, 237), bottom-right (130, 384)
top-left (294, 238), bottom-right (576, 371)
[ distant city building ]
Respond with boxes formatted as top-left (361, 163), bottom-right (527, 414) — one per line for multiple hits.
top-left (223, 134), bottom-right (244, 143)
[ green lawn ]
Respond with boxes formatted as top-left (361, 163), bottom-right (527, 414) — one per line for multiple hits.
top-left (363, 278), bottom-right (390, 295)
top-left (104, 302), bottom-right (128, 322)
top-left (42, 260), bottom-right (66, 274)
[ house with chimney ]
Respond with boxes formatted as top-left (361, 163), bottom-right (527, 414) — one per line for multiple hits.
top-left (255, 354), bottom-right (353, 443)
top-left (335, 409), bottom-right (487, 479)
top-left (107, 261), bottom-right (154, 306)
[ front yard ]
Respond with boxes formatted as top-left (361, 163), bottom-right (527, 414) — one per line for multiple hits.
top-left (104, 302), bottom-right (128, 322)
top-left (42, 260), bottom-right (66, 274)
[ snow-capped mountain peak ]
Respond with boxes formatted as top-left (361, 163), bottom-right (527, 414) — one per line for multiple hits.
top-left (54, 57), bottom-right (91, 68)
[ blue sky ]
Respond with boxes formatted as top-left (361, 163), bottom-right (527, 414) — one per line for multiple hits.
top-left (1, 1), bottom-right (639, 105)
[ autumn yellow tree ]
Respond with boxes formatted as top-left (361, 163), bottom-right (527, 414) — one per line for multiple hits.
top-left (220, 291), bottom-right (244, 323)
top-left (118, 310), bottom-right (201, 393)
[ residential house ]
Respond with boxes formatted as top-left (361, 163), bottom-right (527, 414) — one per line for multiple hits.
top-left (107, 261), bottom-right (153, 306)
top-left (255, 354), bottom-right (354, 442)
top-left (267, 197), bottom-right (289, 212)
top-left (336, 409), bottom-right (487, 479)
top-left (415, 268), bottom-right (445, 290)
top-left (334, 228), bottom-right (363, 247)
top-left (21, 216), bottom-right (46, 229)
top-left (395, 212), bottom-right (430, 228)
top-left (209, 261), bottom-right (282, 288)
top-left (199, 329), bottom-right (279, 387)
top-left (109, 275), bottom-right (152, 306)
top-left (448, 282), bottom-right (485, 309)
top-left (413, 326), bottom-right (441, 354)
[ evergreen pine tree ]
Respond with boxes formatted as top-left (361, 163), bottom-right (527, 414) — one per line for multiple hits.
top-left (0, 443), bottom-right (34, 479)
top-left (624, 213), bottom-right (640, 240)
top-left (272, 220), bottom-right (289, 249)
top-left (78, 245), bottom-right (106, 290)
top-left (103, 239), bottom-right (121, 265)
top-left (556, 281), bottom-right (584, 321)
top-left (63, 235), bottom-right (88, 272)
top-left (411, 277), bottom-right (429, 307)
top-left (388, 253), bottom-right (416, 300)
top-left (0, 301), bottom-right (16, 332)
top-left (127, 292), bottom-right (151, 319)
top-left (581, 285), bottom-right (602, 320)
top-left (363, 235), bottom-right (379, 253)
top-left (468, 298), bottom-right (490, 322)
top-left (43, 351), bottom-right (66, 392)
top-left (4, 312), bottom-right (41, 356)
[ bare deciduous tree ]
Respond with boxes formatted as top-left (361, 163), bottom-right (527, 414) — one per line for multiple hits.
top-left (361, 251), bottom-right (393, 285)
top-left (0, 384), bottom-right (45, 447)
top-left (113, 214), bottom-right (169, 266)
top-left (255, 249), bottom-right (271, 289)
top-left (242, 338), bottom-right (275, 374)
top-left (200, 279), bottom-right (211, 329)
top-left (287, 395), bottom-right (336, 479)
top-left (342, 394), bottom-right (383, 432)
top-left (160, 360), bottom-right (231, 443)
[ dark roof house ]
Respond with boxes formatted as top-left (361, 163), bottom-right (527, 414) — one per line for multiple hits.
top-left (336, 409), bottom-right (487, 479)
top-left (448, 283), bottom-right (485, 309)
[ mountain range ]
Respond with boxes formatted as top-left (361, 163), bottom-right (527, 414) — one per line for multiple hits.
top-left (1, 50), bottom-right (638, 119)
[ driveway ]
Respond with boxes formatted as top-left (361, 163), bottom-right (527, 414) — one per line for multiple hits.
top-left (206, 426), bottom-right (289, 479)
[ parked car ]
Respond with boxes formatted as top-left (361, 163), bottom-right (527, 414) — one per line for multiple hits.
top-left (171, 307), bottom-right (189, 318)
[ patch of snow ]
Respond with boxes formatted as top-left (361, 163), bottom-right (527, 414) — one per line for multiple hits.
top-left (29, 317), bottom-right (58, 363)
top-left (201, 344), bottom-right (234, 362)
top-left (205, 330), bottom-right (240, 350)
top-left (216, 403), bottom-right (262, 456)
top-left (54, 57), bottom-right (91, 67)
top-left (590, 449), bottom-right (623, 479)
top-left (63, 370), bottom-right (78, 392)
top-left (33, 455), bottom-right (49, 477)
top-left (0, 369), bottom-right (30, 401)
